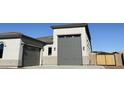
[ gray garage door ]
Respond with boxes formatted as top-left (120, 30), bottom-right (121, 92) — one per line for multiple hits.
top-left (22, 45), bottom-right (41, 67)
top-left (58, 34), bottom-right (82, 65)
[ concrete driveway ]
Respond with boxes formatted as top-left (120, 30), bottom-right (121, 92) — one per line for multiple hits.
top-left (22, 65), bottom-right (105, 69)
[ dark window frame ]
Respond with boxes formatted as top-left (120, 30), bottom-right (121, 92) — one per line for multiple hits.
top-left (48, 47), bottom-right (52, 56)
top-left (0, 43), bottom-right (4, 58)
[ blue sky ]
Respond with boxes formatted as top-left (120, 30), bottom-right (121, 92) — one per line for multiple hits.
top-left (0, 23), bottom-right (123, 52)
top-left (88, 23), bottom-right (124, 52)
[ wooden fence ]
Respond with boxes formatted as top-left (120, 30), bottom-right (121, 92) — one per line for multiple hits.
top-left (89, 53), bottom-right (124, 66)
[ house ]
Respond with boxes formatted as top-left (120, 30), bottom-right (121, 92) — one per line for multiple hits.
top-left (0, 32), bottom-right (45, 68)
top-left (0, 23), bottom-right (92, 68)
top-left (38, 23), bottom-right (92, 65)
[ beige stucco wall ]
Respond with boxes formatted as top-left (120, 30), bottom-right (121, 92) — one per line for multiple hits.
top-left (53, 27), bottom-right (91, 65)
top-left (43, 44), bottom-right (57, 65)
top-left (0, 39), bottom-right (22, 67)
top-left (43, 44), bottom-right (53, 56)
top-left (42, 56), bottom-right (57, 65)
top-left (42, 27), bottom-right (91, 65)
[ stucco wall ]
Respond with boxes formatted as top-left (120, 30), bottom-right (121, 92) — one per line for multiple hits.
top-left (0, 39), bottom-right (22, 67)
top-left (43, 44), bottom-right (57, 65)
top-left (53, 27), bottom-right (91, 65)
top-left (42, 27), bottom-right (91, 65)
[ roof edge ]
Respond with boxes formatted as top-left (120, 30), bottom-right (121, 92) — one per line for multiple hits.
top-left (0, 32), bottom-right (45, 44)
top-left (51, 23), bottom-right (91, 41)
top-left (51, 23), bottom-right (88, 29)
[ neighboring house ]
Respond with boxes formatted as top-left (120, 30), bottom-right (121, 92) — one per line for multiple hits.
top-left (38, 23), bottom-right (92, 65)
top-left (0, 32), bottom-right (45, 68)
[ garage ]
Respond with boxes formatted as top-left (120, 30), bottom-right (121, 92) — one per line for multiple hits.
top-left (58, 34), bottom-right (82, 65)
top-left (22, 45), bottom-right (41, 67)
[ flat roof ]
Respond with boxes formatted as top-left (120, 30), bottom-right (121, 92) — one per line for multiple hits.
top-left (51, 23), bottom-right (91, 41)
top-left (51, 23), bottom-right (87, 29)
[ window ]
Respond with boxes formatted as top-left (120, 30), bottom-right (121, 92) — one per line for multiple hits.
top-left (0, 43), bottom-right (4, 58)
top-left (48, 47), bottom-right (52, 56)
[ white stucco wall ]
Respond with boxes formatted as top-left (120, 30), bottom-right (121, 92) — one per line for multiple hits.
top-left (42, 44), bottom-right (57, 65)
top-left (42, 27), bottom-right (91, 65)
top-left (43, 44), bottom-right (53, 56)
top-left (53, 27), bottom-right (91, 56)
top-left (0, 38), bottom-right (22, 67)
top-left (52, 27), bottom-right (91, 65)
top-left (85, 31), bottom-right (92, 54)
